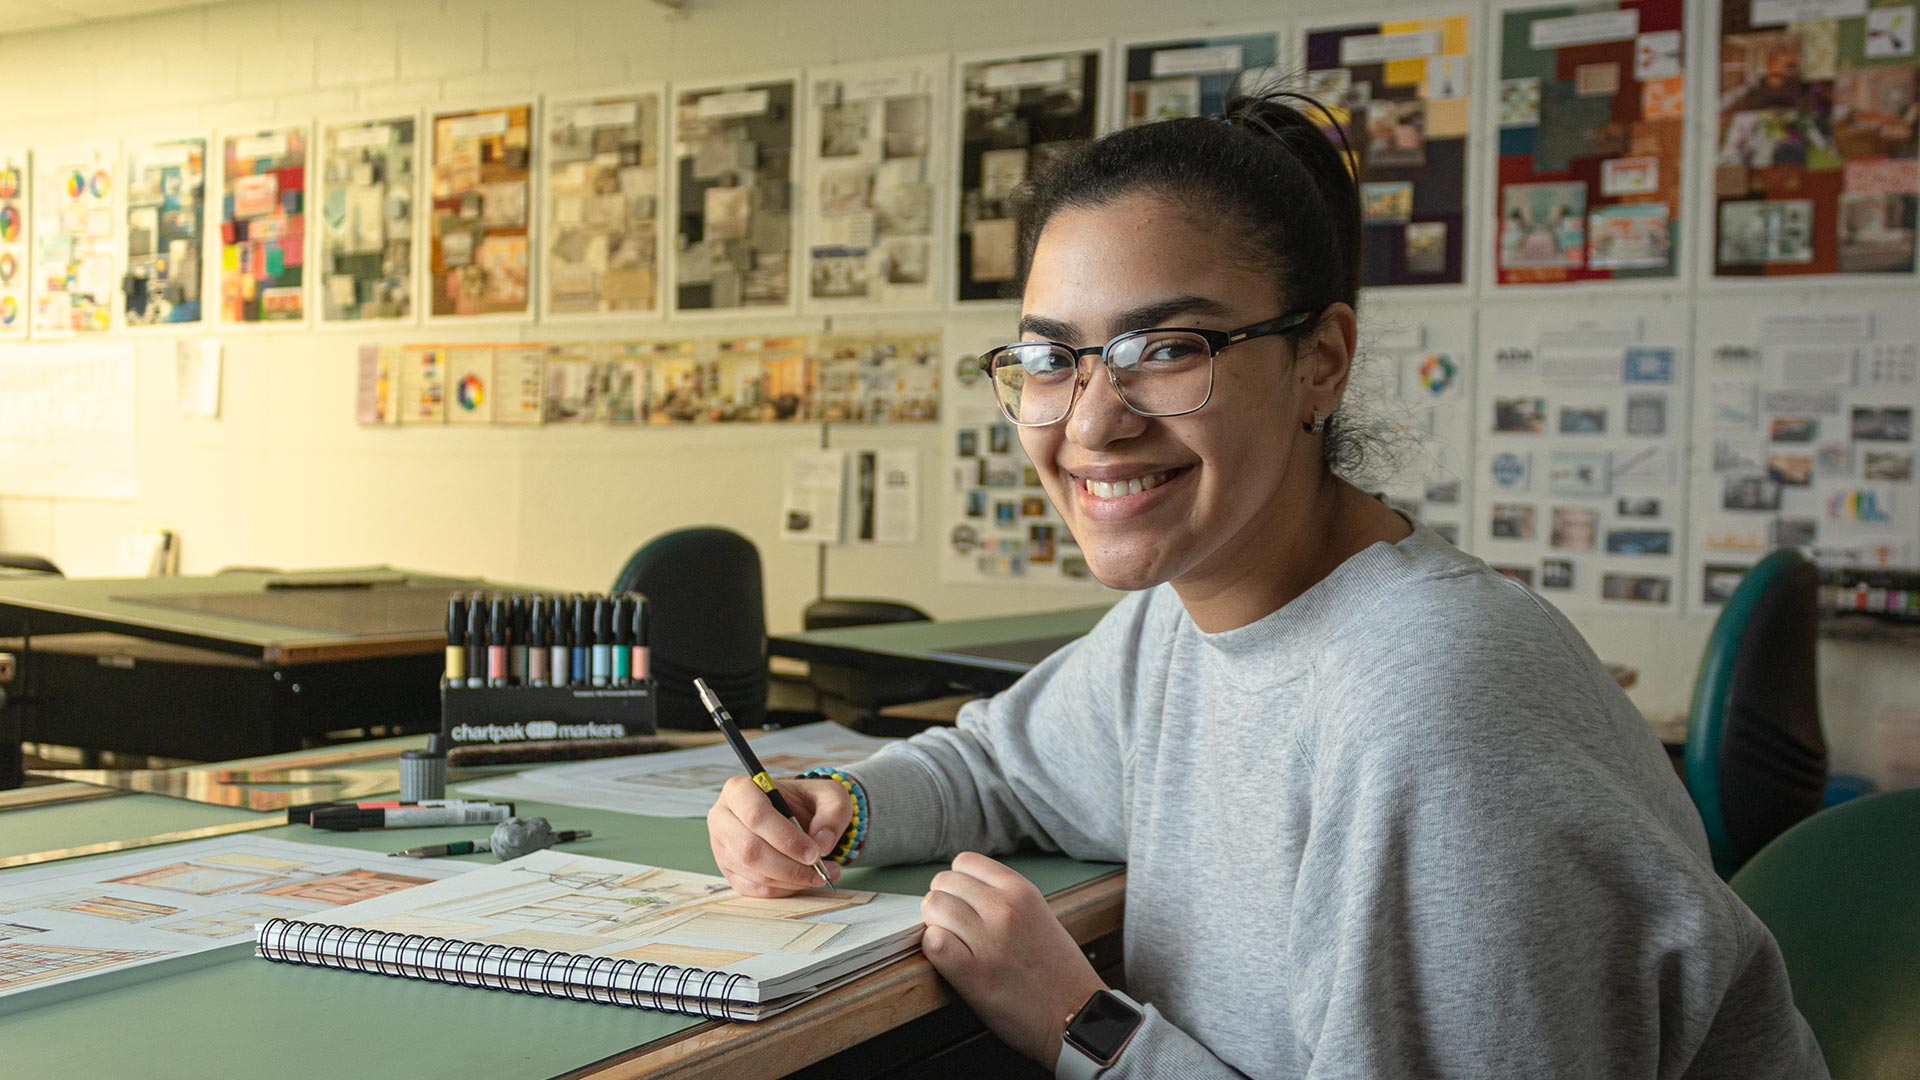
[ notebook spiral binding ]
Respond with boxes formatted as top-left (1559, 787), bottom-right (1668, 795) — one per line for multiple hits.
top-left (257, 917), bottom-right (752, 1019)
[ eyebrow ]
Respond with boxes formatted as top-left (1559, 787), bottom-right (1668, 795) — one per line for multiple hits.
top-left (1017, 294), bottom-right (1236, 345)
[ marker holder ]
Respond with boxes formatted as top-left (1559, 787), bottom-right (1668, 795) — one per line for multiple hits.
top-left (440, 682), bottom-right (657, 749)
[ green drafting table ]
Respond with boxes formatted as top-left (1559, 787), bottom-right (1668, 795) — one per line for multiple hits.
top-left (768, 605), bottom-right (1113, 694)
top-left (0, 737), bottom-right (1123, 1080)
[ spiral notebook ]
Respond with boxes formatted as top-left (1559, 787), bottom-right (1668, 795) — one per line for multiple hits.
top-left (255, 850), bottom-right (926, 1020)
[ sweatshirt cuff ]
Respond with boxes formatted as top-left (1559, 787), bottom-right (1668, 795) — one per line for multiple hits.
top-left (1106, 1006), bottom-right (1241, 1080)
top-left (838, 747), bottom-right (946, 867)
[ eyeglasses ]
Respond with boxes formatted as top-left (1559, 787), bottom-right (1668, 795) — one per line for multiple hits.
top-left (978, 310), bottom-right (1317, 427)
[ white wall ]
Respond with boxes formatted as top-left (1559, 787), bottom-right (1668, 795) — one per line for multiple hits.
top-left (1, 0), bottom-right (1915, 784)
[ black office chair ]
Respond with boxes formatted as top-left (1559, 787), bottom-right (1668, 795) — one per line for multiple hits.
top-left (613, 527), bottom-right (766, 731)
top-left (0, 553), bottom-right (61, 576)
top-left (803, 598), bottom-right (951, 731)
top-left (1684, 548), bottom-right (1828, 878)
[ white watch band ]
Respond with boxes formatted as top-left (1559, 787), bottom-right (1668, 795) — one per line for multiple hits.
top-left (1056, 990), bottom-right (1143, 1080)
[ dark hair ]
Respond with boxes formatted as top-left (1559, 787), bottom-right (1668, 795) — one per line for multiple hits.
top-left (1013, 88), bottom-right (1389, 480)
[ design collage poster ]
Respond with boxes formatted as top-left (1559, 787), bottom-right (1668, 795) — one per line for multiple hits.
top-left (32, 144), bottom-right (117, 335)
top-left (542, 88), bottom-right (664, 318)
top-left (1495, 0), bottom-right (1686, 285)
top-left (1474, 303), bottom-right (1693, 610)
top-left (1691, 298), bottom-right (1919, 604)
top-left (672, 77), bottom-right (798, 313)
top-left (1352, 299), bottom-right (1477, 544)
top-left (0, 149), bottom-right (28, 339)
top-left (803, 57), bottom-right (943, 310)
top-left (121, 137), bottom-right (205, 327)
top-left (319, 115), bottom-right (417, 323)
top-left (1713, 0), bottom-right (1920, 277)
top-left (430, 103), bottom-right (534, 319)
top-left (1306, 13), bottom-right (1473, 287)
top-left (1119, 30), bottom-right (1281, 126)
top-left (956, 47), bottom-right (1102, 302)
top-left (219, 126), bottom-right (307, 323)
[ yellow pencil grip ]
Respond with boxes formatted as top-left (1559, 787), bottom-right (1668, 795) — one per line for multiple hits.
top-left (752, 772), bottom-right (777, 794)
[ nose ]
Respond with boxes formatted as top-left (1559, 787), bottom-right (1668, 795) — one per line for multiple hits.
top-left (1066, 360), bottom-right (1148, 451)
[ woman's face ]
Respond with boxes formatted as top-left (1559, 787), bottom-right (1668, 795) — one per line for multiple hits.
top-left (1015, 191), bottom-right (1336, 592)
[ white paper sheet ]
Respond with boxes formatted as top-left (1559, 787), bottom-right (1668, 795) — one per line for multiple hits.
top-left (460, 725), bottom-right (897, 818)
top-left (782, 449), bottom-right (846, 543)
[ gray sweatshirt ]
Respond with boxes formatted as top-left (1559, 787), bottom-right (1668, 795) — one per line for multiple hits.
top-left (841, 523), bottom-right (1827, 1079)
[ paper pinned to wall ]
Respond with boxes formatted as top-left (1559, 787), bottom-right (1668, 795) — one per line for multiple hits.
top-left (852, 448), bottom-right (918, 544)
top-left (0, 341), bottom-right (136, 499)
top-left (782, 449), bottom-right (846, 543)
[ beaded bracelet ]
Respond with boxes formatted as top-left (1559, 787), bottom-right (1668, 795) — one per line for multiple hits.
top-left (797, 767), bottom-right (868, 864)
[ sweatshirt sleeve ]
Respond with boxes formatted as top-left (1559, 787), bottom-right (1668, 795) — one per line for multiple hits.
top-left (1283, 593), bottom-right (1828, 1079)
top-left (836, 593), bottom-right (1154, 867)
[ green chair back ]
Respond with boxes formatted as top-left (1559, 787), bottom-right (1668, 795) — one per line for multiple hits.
top-left (1731, 787), bottom-right (1920, 1080)
top-left (1685, 548), bottom-right (1826, 877)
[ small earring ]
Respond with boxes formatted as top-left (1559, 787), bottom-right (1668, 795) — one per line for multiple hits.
top-left (1302, 409), bottom-right (1326, 435)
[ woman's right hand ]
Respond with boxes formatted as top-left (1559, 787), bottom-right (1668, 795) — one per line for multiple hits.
top-left (706, 776), bottom-right (853, 897)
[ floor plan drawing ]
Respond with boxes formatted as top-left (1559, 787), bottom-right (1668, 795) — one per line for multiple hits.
top-left (50, 896), bottom-right (182, 922)
top-left (0, 944), bottom-right (167, 993)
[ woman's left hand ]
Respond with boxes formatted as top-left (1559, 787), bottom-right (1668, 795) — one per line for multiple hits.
top-left (920, 851), bottom-right (1108, 1067)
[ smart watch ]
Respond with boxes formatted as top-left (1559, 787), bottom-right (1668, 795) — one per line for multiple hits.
top-left (1056, 988), bottom-right (1145, 1079)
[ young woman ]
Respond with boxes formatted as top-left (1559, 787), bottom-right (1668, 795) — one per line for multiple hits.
top-left (707, 93), bottom-right (1826, 1079)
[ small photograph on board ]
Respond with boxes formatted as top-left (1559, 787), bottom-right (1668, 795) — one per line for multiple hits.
top-left (1723, 474), bottom-right (1783, 511)
top-left (1360, 181), bottom-right (1413, 224)
top-left (1559, 405), bottom-right (1608, 435)
top-left (1019, 495), bottom-right (1048, 517)
top-left (1601, 573), bottom-right (1671, 604)
top-left (1490, 502), bottom-right (1536, 540)
top-left (1623, 347), bottom-right (1675, 384)
top-left (1617, 495), bottom-right (1662, 518)
top-left (1625, 394), bottom-right (1667, 436)
top-left (1774, 518), bottom-right (1818, 547)
top-left (1404, 222), bottom-right (1447, 275)
top-left (1863, 450), bottom-right (1912, 481)
top-left (1540, 558), bottom-right (1575, 590)
top-left (1852, 406), bottom-right (1913, 441)
top-left (1718, 199), bottom-right (1815, 266)
top-left (1548, 451), bottom-right (1610, 497)
top-left (1587, 204), bottom-right (1670, 271)
top-left (1493, 397), bottom-right (1546, 433)
top-left (1604, 529), bottom-right (1672, 556)
top-left (1770, 416), bottom-right (1818, 442)
top-left (1364, 99), bottom-right (1425, 168)
top-left (1767, 452), bottom-right (1815, 486)
top-left (1500, 182), bottom-right (1586, 269)
top-left (1550, 506), bottom-right (1598, 550)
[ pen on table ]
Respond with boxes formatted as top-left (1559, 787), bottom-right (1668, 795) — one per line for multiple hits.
top-left (389, 829), bottom-right (592, 859)
top-left (310, 802), bottom-right (516, 831)
top-left (694, 676), bottom-right (831, 887)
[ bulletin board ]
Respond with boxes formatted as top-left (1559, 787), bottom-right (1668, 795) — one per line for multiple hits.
top-left (32, 144), bottom-right (118, 335)
top-left (1473, 298), bottom-right (1694, 612)
top-left (802, 56), bottom-right (946, 312)
top-left (218, 126), bottom-right (308, 324)
top-left (121, 135), bottom-right (205, 327)
top-left (1491, 0), bottom-right (1688, 286)
top-left (1305, 11), bottom-right (1474, 288)
top-left (1354, 296), bottom-right (1477, 545)
top-left (0, 148), bottom-right (24, 340)
top-left (318, 114), bottom-right (418, 324)
top-left (954, 44), bottom-right (1104, 303)
top-left (428, 103), bottom-right (534, 320)
top-left (1116, 27), bottom-right (1282, 126)
top-left (1710, 0), bottom-right (1920, 278)
top-left (1690, 292), bottom-right (1919, 605)
top-left (671, 75), bottom-right (799, 315)
top-left (541, 87), bottom-right (665, 319)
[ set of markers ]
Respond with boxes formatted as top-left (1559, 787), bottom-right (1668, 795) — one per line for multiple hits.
top-left (444, 592), bottom-right (651, 689)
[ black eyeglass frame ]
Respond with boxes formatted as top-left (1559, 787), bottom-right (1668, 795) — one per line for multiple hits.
top-left (977, 308), bottom-right (1319, 427)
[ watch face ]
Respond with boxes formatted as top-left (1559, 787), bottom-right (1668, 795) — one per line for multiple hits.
top-left (1065, 991), bottom-right (1142, 1065)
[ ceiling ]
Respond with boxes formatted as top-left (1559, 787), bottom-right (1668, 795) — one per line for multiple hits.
top-left (0, 0), bottom-right (219, 34)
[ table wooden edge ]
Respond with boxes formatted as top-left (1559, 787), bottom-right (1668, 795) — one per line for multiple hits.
top-left (556, 869), bottom-right (1127, 1080)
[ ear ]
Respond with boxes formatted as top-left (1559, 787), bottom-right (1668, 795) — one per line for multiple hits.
top-left (1298, 302), bottom-right (1359, 413)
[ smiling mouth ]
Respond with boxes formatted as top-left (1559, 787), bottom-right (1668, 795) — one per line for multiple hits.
top-left (1073, 467), bottom-right (1191, 499)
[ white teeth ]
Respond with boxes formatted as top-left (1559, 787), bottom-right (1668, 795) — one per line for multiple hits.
top-left (1082, 471), bottom-right (1175, 498)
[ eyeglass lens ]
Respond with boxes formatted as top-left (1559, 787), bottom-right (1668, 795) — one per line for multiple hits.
top-left (989, 330), bottom-right (1214, 425)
